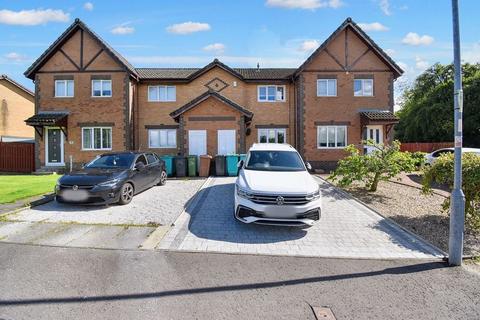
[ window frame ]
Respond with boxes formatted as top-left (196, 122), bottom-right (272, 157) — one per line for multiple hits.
top-left (257, 85), bottom-right (286, 102)
top-left (148, 85), bottom-right (176, 102)
top-left (54, 79), bottom-right (74, 98)
top-left (316, 79), bottom-right (337, 97)
top-left (81, 127), bottom-right (112, 151)
top-left (316, 125), bottom-right (347, 149)
top-left (148, 129), bottom-right (177, 149)
top-left (258, 128), bottom-right (287, 144)
top-left (353, 78), bottom-right (374, 97)
top-left (91, 79), bottom-right (112, 98)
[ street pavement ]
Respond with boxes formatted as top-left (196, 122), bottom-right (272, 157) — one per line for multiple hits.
top-left (0, 243), bottom-right (479, 320)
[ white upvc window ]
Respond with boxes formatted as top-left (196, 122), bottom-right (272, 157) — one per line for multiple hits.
top-left (257, 85), bottom-right (285, 102)
top-left (148, 129), bottom-right (177, 148)
top-left (316, 79), bottom-right (337, 97)
top-left (317, 126), bottom-right (347, 148)
top-left (55, 80), bottom-right (74, 97)
top-left (258, 128), bottom-right (286, 143)
top-left (82, 127), bottom-right (112, 150)
top-left (92, 79), bottom-right (112, 97)
top-left (148, 85), bottom-right (176, 102)
top-left (354, 79), bottom-right (373, 96)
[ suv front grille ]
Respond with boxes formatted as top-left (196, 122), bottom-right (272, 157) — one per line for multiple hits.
top-left (59, 184), bottom-right (94, 190)
top-left (250, 194), bottom-right (310, 205)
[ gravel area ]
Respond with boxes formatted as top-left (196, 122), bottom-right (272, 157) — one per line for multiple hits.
top-left (5, 179), bottom-right (206, 226)
top-left (329, 178), bottom-right (479, 256)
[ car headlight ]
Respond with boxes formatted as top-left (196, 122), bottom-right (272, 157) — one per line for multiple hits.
top-left (55, 180), bottom-right (61, 191)
top-left (305, 188), bottom-right (321, 201)
top-left (236, 185), bottom-right (254, 199)
top-left (97, 179), bottom-right (120, 188)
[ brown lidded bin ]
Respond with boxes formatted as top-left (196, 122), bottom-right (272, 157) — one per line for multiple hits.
top-left (199, 155), bottom-right (212, 177)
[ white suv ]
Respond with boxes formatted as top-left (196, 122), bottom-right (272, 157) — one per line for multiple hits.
top-left (234, 143), bottom-right (321, 227)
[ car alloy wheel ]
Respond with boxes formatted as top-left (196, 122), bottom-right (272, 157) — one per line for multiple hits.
top-left (119, 183), bottom-right (134, 205)
top-left (159, 171), bottom-right (167, 186)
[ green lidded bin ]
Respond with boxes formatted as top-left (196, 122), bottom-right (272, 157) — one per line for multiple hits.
top-left (160, 155), bottom-right (175, 177)
top-left (226, 154), bottom-right (240, 176)
top-left (187, 155), bottom-right (197, 177)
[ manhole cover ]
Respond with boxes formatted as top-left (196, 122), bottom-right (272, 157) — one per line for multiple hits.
top-left (312, 306), bottom-right (336, 320)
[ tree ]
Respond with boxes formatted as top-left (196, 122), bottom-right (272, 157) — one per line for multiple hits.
top-left (422, 153), bottom-right (480, 232)
top-left (395, 63), bottom-right (480, 147)
top-left (329, 140), bottom-right (416, 192)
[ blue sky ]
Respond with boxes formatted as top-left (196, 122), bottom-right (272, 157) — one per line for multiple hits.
top-left (1, 0), bottom-right (479, 101)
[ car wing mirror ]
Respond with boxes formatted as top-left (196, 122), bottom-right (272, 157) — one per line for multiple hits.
top-left (135, 162), bottom-right (146, 171)
top-left (305, 162), bottom-right (313, 171)
top-left (237, 160), bottom-right (244, 169)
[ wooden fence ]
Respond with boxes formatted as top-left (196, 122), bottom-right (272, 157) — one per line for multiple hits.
top-left (400, 142), bottom-right (454, 153)
top-left (0, 142), bottom-right (35, 173)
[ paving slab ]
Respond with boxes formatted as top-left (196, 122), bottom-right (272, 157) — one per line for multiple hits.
top-left (159, 176), bottom-right (445, 259)
top-left (6, 179), bottom-right (205, 226)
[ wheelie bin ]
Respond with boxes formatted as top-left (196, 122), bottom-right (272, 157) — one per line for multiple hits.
top-left (226, 154), bottom-right (240, 176)
top-left (215, 155), bottom-right (226, 176)
top-left (199, 155), bottom-right (212, 177)
top-left (187, 155), bottom-right (197, 177)
top-left (174, 156), bottom-right (187, 177)
top-left (160, 155), bottom-right (175, 177)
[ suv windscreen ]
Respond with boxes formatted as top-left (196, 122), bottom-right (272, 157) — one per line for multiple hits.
top-left (86, 154), bottom-right (135, 169)
top-left (245, 151), bottom-right (305, 171)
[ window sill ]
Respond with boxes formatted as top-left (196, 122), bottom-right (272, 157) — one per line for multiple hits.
top-left (54, 96), bottom-right (74, 98)
top-left (91, 96), bottom-right (113, 98)
top-left (316, 95), bottom-right (337, 98)
top-left (148, 146), bottom-right (177, 149)
top-left (147, 100), bottom-right (177, 103)
top-left (316, 147), bottom-right (347, 150)
top-left (82, 148), bottom-right (112, 151)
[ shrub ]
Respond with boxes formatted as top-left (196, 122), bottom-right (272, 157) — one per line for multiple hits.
top-left (410, 151), bottom-right (427, 169)
top-left (422, 153), bottom-right (480, 231)
top-left (329, 140), bottom-right (416, 192)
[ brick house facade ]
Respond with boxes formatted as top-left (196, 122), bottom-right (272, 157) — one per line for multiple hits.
top-left (25, 18), bottom-right (402, 171)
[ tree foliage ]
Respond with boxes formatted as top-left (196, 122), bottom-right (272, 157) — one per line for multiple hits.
top-left (422, 153), bottom-right (480, 232)
top-left (395, 63), bottom-right (480, 147)
top-left (329, 140), bottom-right (416, 192)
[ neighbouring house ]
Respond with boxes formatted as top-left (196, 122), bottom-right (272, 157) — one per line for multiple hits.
top-left (0, 74), bottom-right (35, 142)
top-left (24, 17), bottom-right (402, 172)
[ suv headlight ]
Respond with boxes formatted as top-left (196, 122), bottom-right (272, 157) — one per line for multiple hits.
top-left (236, 186), bottom-right (254, 200)
top-left (305, 188), bottom-right (320, 201)
top-left (97, 179), bottom-right (120, 188)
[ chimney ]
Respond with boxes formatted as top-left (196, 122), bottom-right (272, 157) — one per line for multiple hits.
top-left (256, 62), bottom-right (260, 72)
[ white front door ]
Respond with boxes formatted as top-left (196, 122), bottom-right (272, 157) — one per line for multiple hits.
top-left (45, 127), bottom-right (64, 166)
top-left (217, 130), bottom-right (236, 155)
top-left (188, 130), bottom-right (207, 156)
top-left (364, 125), bottom-right (383, 154)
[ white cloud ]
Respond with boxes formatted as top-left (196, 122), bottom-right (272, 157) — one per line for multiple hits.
top-left (265, 0), bottom-right (343, 10)
top-left (415, 56), bottom-right (429, 70)
top-left (357, 22), bottom-right (389, 32)
top-left (384, 48), bottom-right (395, 56)
top-left (4, 52), bottom-right (29, 62)
top-left (203, 43), bottom-right (226, 54)
top-left (166, 22), bottom-right (211, 35)
top-left (402, 32), bottom-right (434, 46)
top-left (378, 0), bottom-right (391, 15)
top-left (83, 2), bottom-right (94, 11)
top-left (298, 40), bottom-right (319, 52)
top-left (111, 24), bottom-right (135, 35)
top-left (463, 42), bottom-right (480, 63)
top-left (0, 9), bottom-right (69, 26)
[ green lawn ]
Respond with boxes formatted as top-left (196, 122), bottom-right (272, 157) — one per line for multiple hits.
top-left (0, 174), bottom-right (60, 204)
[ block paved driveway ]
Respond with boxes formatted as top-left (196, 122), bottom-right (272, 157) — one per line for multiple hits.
top-left (159, 176), bottom-right (445, 259)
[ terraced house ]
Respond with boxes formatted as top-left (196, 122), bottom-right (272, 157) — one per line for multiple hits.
top-left (24, 17), bottom-right (402, 171)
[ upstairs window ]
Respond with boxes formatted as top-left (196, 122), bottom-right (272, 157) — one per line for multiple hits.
top-left (258, 85), bottom-right (285, 102)
top-left (92, 79), bottom-right (112, 97)
top-left (148, 85), bottom-right (176, 102)
top-left (354, 79), bottom-right (373, 96)
top-left (55, 80), bottom-right (74, 97)
top-left (317, 79), bottom-right (337, 97)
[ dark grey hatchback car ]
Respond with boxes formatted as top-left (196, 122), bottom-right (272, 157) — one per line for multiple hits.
top-left (56, 152), bottom-right (167, 205)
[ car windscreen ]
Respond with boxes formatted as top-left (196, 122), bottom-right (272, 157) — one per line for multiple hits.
top-left (245, 151), bottom-right (305, 171)
top-left (85, 154), bottom-right (135, 169)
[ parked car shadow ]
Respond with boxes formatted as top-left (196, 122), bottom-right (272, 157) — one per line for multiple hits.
top-left (184, 182), bottom-right (308, 244)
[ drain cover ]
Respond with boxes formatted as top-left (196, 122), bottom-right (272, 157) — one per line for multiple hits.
top-left (312, 306), bottom-right (336, 320)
